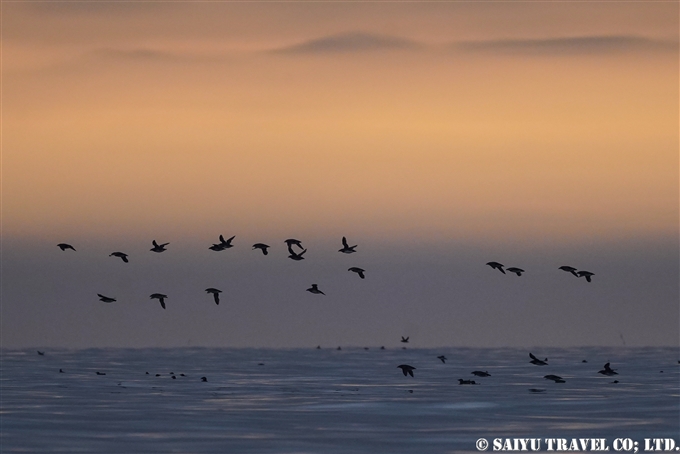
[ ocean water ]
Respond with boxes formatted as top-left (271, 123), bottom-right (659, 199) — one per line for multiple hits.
top-left (1, 347), bottom-right (678, 453)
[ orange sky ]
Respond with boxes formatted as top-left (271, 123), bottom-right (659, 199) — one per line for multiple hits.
top-left (3, 1), bottom-right (678, 244)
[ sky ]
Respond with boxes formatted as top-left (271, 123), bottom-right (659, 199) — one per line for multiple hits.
top-left (1, 0), bottom-right (678, 349)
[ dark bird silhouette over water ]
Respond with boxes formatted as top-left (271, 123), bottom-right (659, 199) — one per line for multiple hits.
top-left (437, 355), bottom-right (447, 364)
top-left (559, 266), bottom-right (579, 277)
top-left (306, 284), bottom-right (325, 295)
top-left (98, 294), bottom-right (116, 303)
top-left (60, 369), bottom-right (64, 373)
top-left (150, 240), bottom-right (169, 253)
top-left (530, 353), bottom-right (548, 366)
top-left (576, 270), bottom-right (595, 282)
top-left (458, 379), bottom-right (477, 385)
top-left (209, 235), bottom-right (234, 251)
top-left (472, 371), bottom-right (491, 377)
top-left (288, 248), bottom-right (307, 261)
top-left (205, 288), bottom-right (222, 305)
top-left (57, 243), bottom-right (76, 251)
top-left (150, 293), bottom-right (168, 309)
top-left (398, 365), bottom-right (416, 377)
top-left (544, 374), bottom-right (565, 383)
top-left (486, 262), bottom-right (505, 274)
top-left (37, 351), bottom-right (45, 356)
top-left (284, 239), bottom-right (304, 250)
top-left (96, 372), bottom-right (106, 375)
top-left (201, 377), bottom-right (207, 382)
top-left (401, 336), bottom-right (409, 343)
top-left (506, 267), bottom-right (524, 276)
top-left (338, 237), bottom-right (357, 254)
top-left (598, 362), bottom-right (618, 376)
top-left (348, 267), bottom-right (365, 279)
top-left (252, 243), bottom-right (270, 255)
top-left (109, 252), bottom-right (129, 263)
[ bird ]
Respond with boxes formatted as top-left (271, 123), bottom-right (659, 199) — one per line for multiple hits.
top-left (401, 336), bottom-right (409, 343)
top-left (598, 362), bottom-right (618, 376)
top-left (544, 374), bottom-right (565, 383)
top-left (288, 248), bottom-right (306, 261)
top-left (37, 351), bottom-right (45, 356)
top-left (559, 266), bottom-right (579, 277)
top-left (397, 365), bottom-right (416, 377)
top-left (506, 267), bottom-right (524, 276)
top-left (150, 240), bottom-right (169, 253)
top-left (437, 355), bottom-right (447, 364)
top-left (209, 235), bottom-right (234, 251)
top-left (150, 293), bottom-right (168, 309)
top-left (109, 252), bottom-right (129, 263)
top-left (306, 284), bottom-right (325, 295)
top-left (338, 237), bottom-right (357, 254)
top-left (576, 271), bottom-right (595, 282)
top-left (96, 372), bottom-right (106, 375)
top-left (201, 377), bottom-right (208, 382)
top-left (472, 371), bottom-right (491, 377)
top-left (252, 243), bottom-right (270, 255)
top-left (97, 294), bottom-right (116, 303)
top-left (205, 288), bottom-right (222, 305)
top-left (284, 239), bottom-right (304, 250)
top-left (59, 369), bottom-right (64, 373)
top-left (486, 262), bottom-right (505, 274)
top-left (458, 379), bottom-right (477, 385)
top-left (529, 353), bottom-right (548, 366)
top-left (57, 243), bottom-right (76, 251)
top-left (348, 267), bottom-right (365, 279)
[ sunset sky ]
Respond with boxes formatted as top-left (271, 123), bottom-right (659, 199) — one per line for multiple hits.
top-left (2, 1), bottom-right (678, 349)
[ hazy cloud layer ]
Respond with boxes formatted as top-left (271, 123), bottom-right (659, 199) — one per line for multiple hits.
top-left (457, 35), bottom-right (678, 55)
top-left (271, 32), bottom-right (422, 55)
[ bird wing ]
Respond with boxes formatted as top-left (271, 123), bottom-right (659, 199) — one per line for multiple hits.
top-left (342, 237), bottom-right (349, 248)
top-left (152, 240), bottom-right (159, 247)
top-left (213, 293), bottom-right (219, 305)
top-left (530, 353), bottom-right (538, 361)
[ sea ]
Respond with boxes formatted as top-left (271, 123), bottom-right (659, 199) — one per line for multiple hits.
top-left (1, 347), bottom-right (678, 453)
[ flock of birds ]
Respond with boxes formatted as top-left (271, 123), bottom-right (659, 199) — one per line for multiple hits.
top-left (56, 235), bottom-right (595, 309)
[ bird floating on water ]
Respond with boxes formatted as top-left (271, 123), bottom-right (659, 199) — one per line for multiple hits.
top-left (348, 267), bottom-right (365, 279)
top-left (544, 374), bottom-right (565, 383)
top-left (150, 240), bottom-right (169, 253)
top-left (109, 252), bottom-right (129, 263)
top-left (458, 379), bottom-right (477, 385)
top-left (205, 288), bottom-right (222, 305)
top-left (486, 262), bottom-right (505, 274)
top-left (57, 243), bottom-right (76, 251)
top-left (252, 243), bottom-right (270, 255)
top-left (529, 353), bottom-right (548, 366)
top-left (306, 284), bottom-right (325, 295)
top-left (506, 267), bottom-right (524, 276)
top-left (150, 293), bottom-right (168, 309)
top-left (472, 371), bottom-right (491, 377)
top-left (98, 294), bottom-right (116, 303)
top-left (559, 266), bottom-right (579, 277)
top-left (338, 237), bottom-right (357, 254)
top-left (576, 271), bottom-right (595, 283)
top-left (397, 365), bottom-right (416, 377)
top-left (598, 362), bottom-right (618, 376)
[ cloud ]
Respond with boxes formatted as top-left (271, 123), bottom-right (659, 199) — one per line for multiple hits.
top-left (271, 32), bottom-right (421, 55)
top-left (456, 35), bottom-right (678, 55)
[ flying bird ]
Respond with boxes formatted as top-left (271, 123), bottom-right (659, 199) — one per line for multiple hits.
top-left (288, 248), bottom-right (307, 261)
top-left (57, 243), bottom-right (76, 251)
top-left (284, 239), bottom-right (304, 250)
top-left (109, 252), bottom-right (129, 263)
top-left (472, 371), bottom-right (491, 377)
top-left (97, 294), bottom-right (116, 303)
top-left (348, 267), bottom-right (365, 279)
top-left (559, 266), bottom-right (579, 277)
top-left (205, 288), bottom-right (222, 305)
top-left (306, 284), bottom-right (325, 295)
top-left (544, 374), bottom-right (565, 383)
top-left (150, 240), bottom-right (169, 253)
top-left (150, 293), bottom-right (168, 309)
top-left (576, 271), bottom-right (595, 282)
top-left (252, 243), bottom-right (270, 255)
top-left (37, 351), bottom-right (45, 356)
top-left (401, 336), bottom-right (409, 343)
top-left (486, 262), bottom-right (505, 274)
top-left (397, 365), bottom-right (416, 377)
top-left (209, 235), bottom-right (234, 251)
top-left (598, 362), bottom-right (618, 376)
top-left (506, 267), bottom-right (524, 276)
top-left (437, 355), bottom-right (447, 364)
top-left (529, 353), bottom-right (548, 366)
top-left (338, 237), bottom-right (357, 254)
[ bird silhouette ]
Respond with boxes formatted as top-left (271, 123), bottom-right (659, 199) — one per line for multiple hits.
top-left (472, 371), bottom-right (491, 377)
top-left (252, 243), bottom-right (270, 255)
top-left (288, 248), bottom-right (307, 261)
top-left (96, 372), bottom-right (106, 375)
top-left (150, 240), bottom-right (169, 253)
top-left (338, 237), bottom-right (357, 254)
top-left (306, 284), bottom-right (325, 295)
top-left (458, 379), bottom-right (477, 385)
top-left (348, 267), bottom-right (365, 279)
top-left (506, 267), bottom-right (524, 276)
top-left (201, 377), bottom-right (208, 382)
top-left (437, 355), bottom-right (447, 364)
top-left (209, 235), bottom-right (234, 251)
top-left (401, 336), bottom-right (409, 343)
top-left (397, 365), bottom-right (416, 377)
top-left (109, 252), bottom-right (129, 263)
top-left (576, 271), bottom-right (595, 282)
top-left (37, 351), bottom-right (45, 356)
top-left (97, 294), bottom-right (116, 303)
top-left (150, 293), bottom-right (168, 309)
top-left (205, 288), bottom-right (222, 305)
top-left (559, 266), bottom-right (579, 277)
top-left (57, 243), bottom-right (76, 251)
top-left (486, 262), bottom-right (505, 274)
top-left (529, 353), bottom-right (548, 366)
top-left (598, 362), bottom-right (618, 376)
top-left (544, 374), bottom-right (565, 383)
top-left (284, 239), bottom-right (304, 250)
